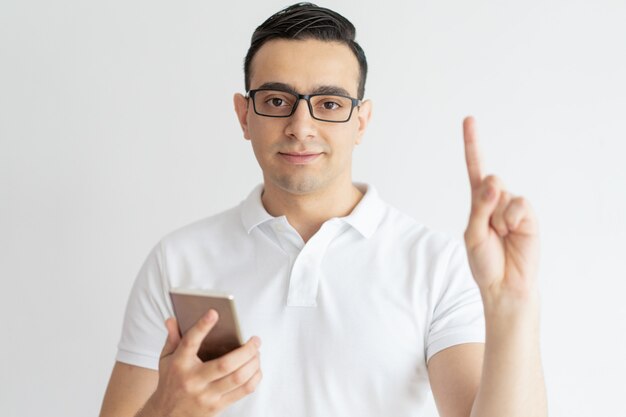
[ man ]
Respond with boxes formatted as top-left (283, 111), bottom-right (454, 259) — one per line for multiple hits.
top-left (100, 3), bottom-right (547, 417)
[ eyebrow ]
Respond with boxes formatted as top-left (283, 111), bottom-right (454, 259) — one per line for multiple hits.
top-left (255, 82), bottom-right (354, 97)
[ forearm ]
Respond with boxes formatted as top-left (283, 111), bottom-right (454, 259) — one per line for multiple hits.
top-left (134, 399), bottom-right (158, 417)
top-left (134, 394), bottom-right (167, 417)
top-left (470, 290), bottom-right (548, 417)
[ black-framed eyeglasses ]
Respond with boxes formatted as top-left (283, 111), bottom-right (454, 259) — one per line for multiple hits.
top-left (246, 88), bottom-right (361, 123)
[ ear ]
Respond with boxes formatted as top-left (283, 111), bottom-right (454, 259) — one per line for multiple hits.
top-left (233, 93), bottom-right (251, 140)
top-left (354, 99), bottom-right (372, 145)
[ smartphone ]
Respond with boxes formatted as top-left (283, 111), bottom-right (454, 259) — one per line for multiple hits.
top-left (169, 288), bottom-right (244, 361)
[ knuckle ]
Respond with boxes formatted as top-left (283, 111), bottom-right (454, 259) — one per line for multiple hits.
top-left (167, 358), bottom-right (188, 378)
top-left (180, 336), bottom-right (195, 351)
top-left (484, 174), bottom-right (498, 184)
top-left (504, 212), bottom-right (516, 226)
top-left (194, 396), bottom-right (217, 415)
top-left (205, 404), bottom-right (218, 415)
top-left (513, 196), bottom-right (528, 208)
top-left (181, 377), bottom-right (198, 394)
top-left (199, 393), bottom-right (220, 413)
top-left (169, 360), bottom-right (184, 376)
top-left (243, 378), bottom-right (258, 394)
top-left (231, 368), bottom-right (247, 385)
top-left (490, 219), bottom-right (503, 233)
top-left (216, 357), bottom-right (232, 373)
top-left (484, 174), bottom-right (504, 190)
top-left (192, 391), bottom-right (205, 406)
top-left (208, 404), bottom-right (222, 416)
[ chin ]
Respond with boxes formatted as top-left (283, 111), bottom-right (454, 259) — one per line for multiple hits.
top-left (272, 174), bottom-right (326, 195)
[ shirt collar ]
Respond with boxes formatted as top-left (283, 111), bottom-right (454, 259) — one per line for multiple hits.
top-left (240, 183), bottom-right (273, 234)
top-left (240, 182), bottom-right (386, 239)
top-left (341, 182), bottom-right (386, 239)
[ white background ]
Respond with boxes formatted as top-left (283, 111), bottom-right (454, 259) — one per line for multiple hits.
top-left (1, 0), bottom-right (625, 416)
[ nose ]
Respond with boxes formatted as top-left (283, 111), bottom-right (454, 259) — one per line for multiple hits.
top-left (284, 98), bottom-right (317, 141)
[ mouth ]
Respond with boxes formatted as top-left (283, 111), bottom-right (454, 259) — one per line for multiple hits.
top-left (278, 151), bottom-right (323, 164)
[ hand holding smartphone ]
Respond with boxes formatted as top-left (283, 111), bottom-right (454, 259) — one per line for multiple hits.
top-left (169, 288), bottom-right (244, 361)
top-left (140, 290), bottom-right (261, 416)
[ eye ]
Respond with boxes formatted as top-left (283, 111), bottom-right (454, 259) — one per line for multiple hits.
top-left (268, 98), bottom-right (285, 107)
top-left (321, 101), bottom-right (341, 110)
top-left (263, 95), bottom-right (292, 108)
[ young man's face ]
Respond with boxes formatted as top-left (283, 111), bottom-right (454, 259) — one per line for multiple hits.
top-left (234, 38), bottom-right (371, 196)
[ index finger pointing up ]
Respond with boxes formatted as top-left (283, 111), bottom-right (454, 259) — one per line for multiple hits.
top-left (463, 116), bottom-right (484, 191)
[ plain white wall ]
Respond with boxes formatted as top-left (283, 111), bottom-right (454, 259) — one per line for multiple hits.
top-left (1, 0), bottom-right (625, 416)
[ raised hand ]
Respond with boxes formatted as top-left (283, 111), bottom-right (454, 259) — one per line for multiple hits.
top-left (462, 116), bottom-right (540, 303)
top-left (140, 310), bottom-right (262, 417)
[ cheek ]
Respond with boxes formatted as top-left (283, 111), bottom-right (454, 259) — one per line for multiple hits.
top-left (247, 120), bottom-right (279, 147)
top-left (333, 125), bottom-right (360, 151)
top-left (247, 121), bottom-right (284, 165)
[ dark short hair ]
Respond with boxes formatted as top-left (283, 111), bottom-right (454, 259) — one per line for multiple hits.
top-left (244, 2), bottom-right (368, 99)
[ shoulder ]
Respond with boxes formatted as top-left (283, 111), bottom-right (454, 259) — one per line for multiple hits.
top-left (158, 204), bottom-right (245, 252)
top-left (377, 201), bottom-right (461, 258)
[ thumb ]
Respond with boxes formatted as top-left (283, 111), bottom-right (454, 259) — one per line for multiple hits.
top-left (160, 317), bottom-right (181, 359)
top-left (466, 179), bottom-right (500, 247)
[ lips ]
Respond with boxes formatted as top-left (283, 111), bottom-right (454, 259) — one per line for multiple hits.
top-left (278, 151), bottom-right (323, 164)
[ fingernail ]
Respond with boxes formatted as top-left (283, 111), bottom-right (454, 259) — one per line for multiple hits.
top-left (252, 336), bottom-right (262, 348)
top-left (205, 309), bottom-right (217, 322)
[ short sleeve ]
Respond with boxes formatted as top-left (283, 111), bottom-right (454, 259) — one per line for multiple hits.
top-left (115, 242), bottom-right (173, 370)
top-left (425, 239), bottom-right (485, 363)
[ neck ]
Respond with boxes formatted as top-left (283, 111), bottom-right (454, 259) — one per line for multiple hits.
top-left (261, 179), bottom-right (364, 243)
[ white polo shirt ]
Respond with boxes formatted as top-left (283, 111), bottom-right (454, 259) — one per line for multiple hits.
top-left (117, 183), bottom-right (485, 417)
